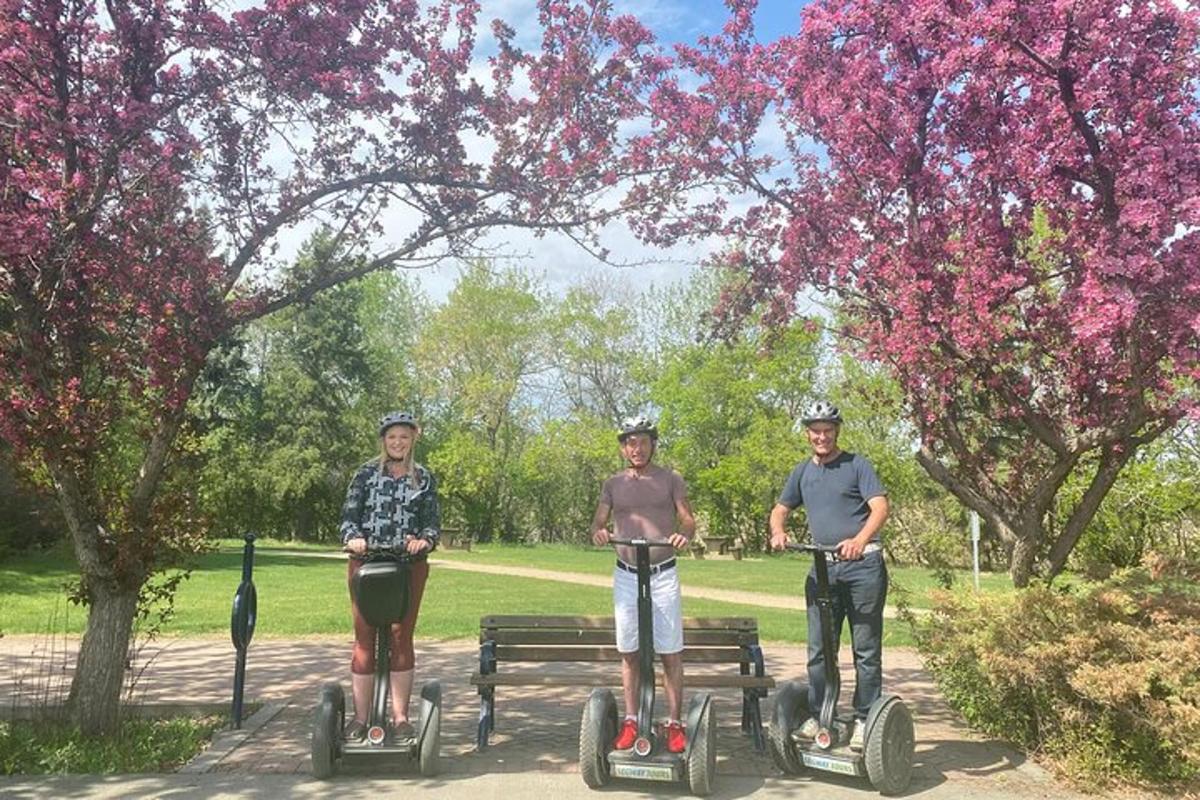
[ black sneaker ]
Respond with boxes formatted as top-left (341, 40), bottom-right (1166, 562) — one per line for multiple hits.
top-left (344, 719), bottom-right (367, 742)
top-left (391, 720), bottom-right (416, 741)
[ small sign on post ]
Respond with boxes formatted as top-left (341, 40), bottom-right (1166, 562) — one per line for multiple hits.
top-left (969, 511), bottom-right (981, 592)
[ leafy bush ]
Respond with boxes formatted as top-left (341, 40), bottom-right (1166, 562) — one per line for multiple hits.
top-left (913, 553), bottom-right (1200, 787)
top-left (0, 715), bottom-right (225, 774)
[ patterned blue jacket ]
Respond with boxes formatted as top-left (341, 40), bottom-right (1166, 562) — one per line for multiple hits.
top-left (339, 460), bottom-right (441, 550)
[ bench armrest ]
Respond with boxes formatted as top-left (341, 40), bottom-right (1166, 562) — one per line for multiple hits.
top-left (479, 639), bottom-right (497, 675)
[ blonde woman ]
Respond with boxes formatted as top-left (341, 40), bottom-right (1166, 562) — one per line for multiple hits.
top-left (339, 411), bottom-right (440, 741)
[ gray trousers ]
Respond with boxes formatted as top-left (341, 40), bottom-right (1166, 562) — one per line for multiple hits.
top-left (805, 549), bottom-right (888, 720)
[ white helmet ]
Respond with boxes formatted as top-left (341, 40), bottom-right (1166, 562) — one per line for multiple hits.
top-left (617, 415), bottom-right (658, 443)
top-left (378, 410), bottom-right (418, 436)
top-left (801, 401), bottom-right (842, 426)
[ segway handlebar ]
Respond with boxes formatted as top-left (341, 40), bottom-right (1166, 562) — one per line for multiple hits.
top-left (782, 541), bottom-right (840, 554)
top-left (606, 537), bottom-right (678, 548)
top-left (343, 538), bottom-right (423, 560)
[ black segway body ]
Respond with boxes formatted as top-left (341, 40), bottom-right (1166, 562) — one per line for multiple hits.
top-left (351, 557), bottom-right (412, 627)
top-left (768, 542), bottom-right (914, 795)
top-left (581, 538), bottom-right (716, 797)
top-left (311, 545), bottom-right (441, 778)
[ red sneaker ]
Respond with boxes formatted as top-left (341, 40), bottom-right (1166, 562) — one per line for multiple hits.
top-left (613, 718), bottom-right (638, 750)
top-left (665, 720), bottom-right (687, 754)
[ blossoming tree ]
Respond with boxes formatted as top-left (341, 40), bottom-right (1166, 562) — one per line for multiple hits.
top-left (0, 0), bottom-right (673, 733)
top-left (643, 0), bottom-right (1200, 585)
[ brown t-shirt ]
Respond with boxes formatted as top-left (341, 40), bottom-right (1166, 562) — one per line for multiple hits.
top-left (601, 465), bottom-right (688, 566)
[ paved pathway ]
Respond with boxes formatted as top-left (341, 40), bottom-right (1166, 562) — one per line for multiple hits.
top-left (0, 553), bottom-right (1159, 798)
top-left (1, 633), bottom-right (1109, 799)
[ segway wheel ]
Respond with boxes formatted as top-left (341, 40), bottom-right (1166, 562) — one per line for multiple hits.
top-left (865, 696), bottom-right (915, 796)
top-left (579, 688), bottom-right (617, 789)
top-left (767, 680), bottom-right (808, 775)
top-left (319, 682), bottom-right (346, 728)
top-left (686, 697), bottom-right (717, 797)
top-left (311, 692), bottom-right (340, 779)
top-left (418, 681), bottom-right (442, 777)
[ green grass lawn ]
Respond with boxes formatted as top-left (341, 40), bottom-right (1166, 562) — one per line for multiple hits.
top-left (1, 544), bottom-right (925, 645)
top-left (429, 541), bottom-right (1015, 608)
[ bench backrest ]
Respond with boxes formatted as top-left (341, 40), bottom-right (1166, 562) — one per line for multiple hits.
top-left (479, 615), bottom-right (760, 664)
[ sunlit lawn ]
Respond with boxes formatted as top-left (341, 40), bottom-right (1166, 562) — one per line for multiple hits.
top-left (216, 537), bottom-right (1014, 607)
top-left (428, 541), bottom-right (1016, 608)
top-left (0, 543), bottom-right (936, 645)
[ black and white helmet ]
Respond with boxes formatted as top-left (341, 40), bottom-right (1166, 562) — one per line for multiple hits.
top-left (801, 401), bottom-right (842, 426)
top-left (378, 410), bottom-right (418, 436)
top-left (617, 415), bottom-right (658, 443)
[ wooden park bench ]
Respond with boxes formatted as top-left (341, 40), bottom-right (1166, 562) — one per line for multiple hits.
top-left (470, 615), bottom-right (774, 752)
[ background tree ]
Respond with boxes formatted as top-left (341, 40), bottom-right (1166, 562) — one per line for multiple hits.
top-left (419, 262), bottom-right (550, 540)
top-left (1063, 423), bottom-right (1200, 576)
top-left (550, 279), bottom-right (646, 421)
top-left (514, 416), bottom-right (617, 542)
top-left (644, 0), bottom-right (1200, 585)
top-left (196, 234), bottom-right (429, 540)
top-left (0, 0), bottom-right (678, 733)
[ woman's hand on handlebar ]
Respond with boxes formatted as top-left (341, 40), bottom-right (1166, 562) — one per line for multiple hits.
top-left (404, 536), bottom-right (431, 555)
top-left (345, 537), bottom-right (367, 556)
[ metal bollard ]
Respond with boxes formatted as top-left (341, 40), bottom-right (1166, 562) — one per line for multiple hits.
top-left (230, 532), bottom-right (258, 729)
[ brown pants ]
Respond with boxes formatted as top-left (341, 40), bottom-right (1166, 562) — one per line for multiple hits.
top-left (348, 558), bottom-right (429, 674)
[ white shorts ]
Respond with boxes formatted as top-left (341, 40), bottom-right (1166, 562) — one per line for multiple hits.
top-left (613, 563), bottom-right (684, 655)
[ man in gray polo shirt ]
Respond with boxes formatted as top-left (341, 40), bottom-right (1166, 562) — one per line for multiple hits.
top-left (768, 400), bottom-right (890, 751)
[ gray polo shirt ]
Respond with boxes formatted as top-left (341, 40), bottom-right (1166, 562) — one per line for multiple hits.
top-left (777, 452), bottom-right (886, 547)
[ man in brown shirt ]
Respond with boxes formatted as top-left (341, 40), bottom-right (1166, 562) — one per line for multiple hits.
top-left (591, 415), bottom-right (695, 753)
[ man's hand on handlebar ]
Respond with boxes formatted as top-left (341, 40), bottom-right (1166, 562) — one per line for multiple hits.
top-left (345, 537), bottom-right (367, 556)
top-left (667, 532), bottom-right (689, 550)
top-left (769, 531), bottom-right (790, 552)
top-left (592, 528), bottom-right (611, 546)
top-left (836, 534), bottom-right (868, 561)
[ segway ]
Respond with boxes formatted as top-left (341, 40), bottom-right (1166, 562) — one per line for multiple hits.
top-left (769, 542), bottom-right (914, 794)
top-left (579, 537), bottom-right (717, 796)
top-left (311, 542), bottom-right (442, 778)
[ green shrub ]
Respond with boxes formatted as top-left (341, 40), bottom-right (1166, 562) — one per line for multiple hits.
top-left (0, 715), bottom-right (225, 774)
top-left (913, 553), bottom-right (1200, 787)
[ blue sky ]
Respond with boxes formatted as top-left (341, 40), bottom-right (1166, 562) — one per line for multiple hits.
top-left (479, 1), bottom-right (806, 51)
top-left (635, 0), bottom-right (805, 44)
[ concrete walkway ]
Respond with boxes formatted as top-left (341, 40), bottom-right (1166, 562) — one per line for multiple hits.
top-left (0, 633), bottom-right (1119, 800)
top-left (0, 554), bottom-right (1159, 798)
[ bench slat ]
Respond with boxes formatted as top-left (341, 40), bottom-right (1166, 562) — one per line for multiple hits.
top-left (480, 615), bottom-right (759, 631)
top-left (493, 645), bottom-right (750, 663)
top-left (471, 672), bottom-right (775, 689)
top-left (481, 629), bottom-right (753, 646)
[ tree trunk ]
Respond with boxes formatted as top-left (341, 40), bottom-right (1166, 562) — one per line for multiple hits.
top-left (67, 583), bottom-right (139, 735)
top-left (1045, 446), bottom-right (1135, 579)
top-left (1009, 535), bottom-right (1040, 588)
top-left (47, 459), bottom-right (146, 736)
